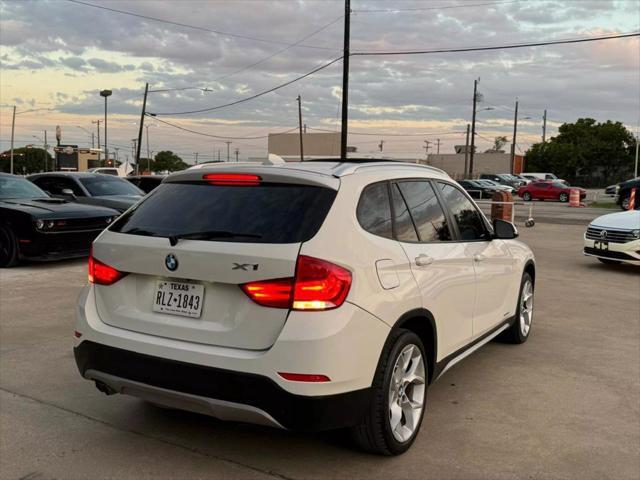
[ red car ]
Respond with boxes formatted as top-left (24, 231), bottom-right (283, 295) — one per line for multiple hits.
top-left (518, 181), bottom-right (586, 202)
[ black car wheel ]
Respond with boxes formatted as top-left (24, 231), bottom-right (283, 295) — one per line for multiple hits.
top-left (522, 192), bottom-right (532, 201)
top-left (559, 192), bottom-right (569, 202)
top-left (0, 224), bottom-right (19, 268)
top-left (621, 197), bottom-right (630, 210)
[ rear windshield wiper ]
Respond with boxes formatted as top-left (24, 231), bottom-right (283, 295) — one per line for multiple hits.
top-left (168, 230), bottom-right (262, 246)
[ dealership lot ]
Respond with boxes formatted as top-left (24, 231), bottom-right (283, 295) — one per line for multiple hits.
top-left (1, 223), bottom-right (638, 479)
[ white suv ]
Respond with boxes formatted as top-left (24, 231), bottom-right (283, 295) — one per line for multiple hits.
top-left (74, 160), bottom-right (536, 455)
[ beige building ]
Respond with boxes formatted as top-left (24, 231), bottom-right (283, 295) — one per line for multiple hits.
top-left (268, 132), bottom-right (353, 159)
top-left (422, 146), bottom-right (524, 178)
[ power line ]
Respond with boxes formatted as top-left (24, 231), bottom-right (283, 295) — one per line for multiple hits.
top-left (354, 0), bottom-right (519, 13)
top-left (148, 115), bottom-right (298, 139)
top-left (307, 126), bottom-right (465, 136)
top-left (351, 31), bottom-right (639, 56)
top-left (66, 0), bottom-right (335, 51)
top-left (149, 56), bottom-right (343, 116)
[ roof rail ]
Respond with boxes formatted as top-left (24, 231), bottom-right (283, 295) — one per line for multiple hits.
top-left (333, 161), bottom-right (447, 177)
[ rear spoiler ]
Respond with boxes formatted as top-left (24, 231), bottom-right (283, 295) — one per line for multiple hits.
top-left (166, 164), bottom-right (340, 190)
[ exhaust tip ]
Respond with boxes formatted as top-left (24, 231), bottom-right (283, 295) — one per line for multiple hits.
top-left (94, 380), bottom-right (116, 396)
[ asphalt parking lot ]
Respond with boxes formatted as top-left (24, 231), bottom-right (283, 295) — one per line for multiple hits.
top-left (1, 222), bottom-right (638, 480)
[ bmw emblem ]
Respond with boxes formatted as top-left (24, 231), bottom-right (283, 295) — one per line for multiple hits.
top-left (165, 254), bottom-right (178, 271)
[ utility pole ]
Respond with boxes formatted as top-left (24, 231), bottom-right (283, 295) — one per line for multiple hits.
top-left (145, 123), bottom-right (151, 173)
top-left (436, 138), bottom-right (441, 154)
top-left (43, 130), bottom-right (48, 171)
top-left (234, 148), bottom-right (239, 162)
top-left (469, 78), bottom-right (479, 176)
top-left (510, 100), bottom-right (519, 175)
top-left (542, 109), bottom-right (547, 143)
top-left (9, 106), bottom-right (15, 174)
top-left (194, 152), bottom-right (199, 165)
top-left (131, 138), bottom-right (137, 173)
top-left (423, 140), bottom-right (431, 156)
top-left (296, 95), bottom-right (304, 162)
top-left (226, 141), bottom-right (232, 162)
top-left (136, 83), bottom-right (149, 167)
top-left (635, 133), bottom-right (639, 178)
top-left (92, 119), bottom-right (101, 162)
top-left (114, 147), bottom-right (119, 165)
top-left (217, 149), bottom-right (221, 162)
top-left (379, 139), bottom-right (385, 152)
top-left (340, 0), bottom-right (351, 160)
top-left (91, 132), bottom-right (95, 148)
top-left (464, 123), bottom-right (470, 177)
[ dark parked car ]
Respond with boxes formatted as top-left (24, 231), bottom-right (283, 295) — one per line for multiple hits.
top-left (475, 179), bottom-right (515, 194)
top-left (457, 180), bottom-right (500, 199)
top-left (0, 173), bottom-right (119, 267)
top-left (479, 173), bottom-right (524, 189)
top-left (28, 172), bottom-right (144, 213)
top-left (518, 181), bottom-right (586, 202)
top-left (125, 175), bottom-right (166, 194)
top-left (616, 177), bottom-right (640, 210)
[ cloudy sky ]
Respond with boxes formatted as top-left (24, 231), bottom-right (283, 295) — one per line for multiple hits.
top-left (1, 0), bottom-right (638, 163)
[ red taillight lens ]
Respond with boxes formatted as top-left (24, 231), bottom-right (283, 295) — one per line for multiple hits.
top-left (240, 278), bottom-right (293, 309)
top-left (88, 250), bottom-right (126, 285)
top-left (203, 173), bottom-right (261, 186)
top-left (240, 255), bottom-right (352, 311)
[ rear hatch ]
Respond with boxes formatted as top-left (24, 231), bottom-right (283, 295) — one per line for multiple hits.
top-left (92, 168), bottom-right (338, 350)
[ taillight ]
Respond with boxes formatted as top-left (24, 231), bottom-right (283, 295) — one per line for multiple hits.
top-left (88, 249), bottom-right (126, 285)
top-left (203, 173), bottom-right (261, 186)
top-left (240, 278), bottom-right (293, 309)
top-left (240, 255), bottom-right (352, 311)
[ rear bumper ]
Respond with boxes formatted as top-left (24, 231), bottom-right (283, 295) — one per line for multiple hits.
top-left (74, 341), bottom-right (371, 431)
top-left (74, 285), bottom-right (390, 428)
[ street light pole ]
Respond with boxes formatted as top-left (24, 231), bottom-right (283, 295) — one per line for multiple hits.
top-left (234, 148), bottom-right (239, 162)
top-left (226, 141), bottom-right (231, 162)
top-left (542, 109), bottom-right (547, 143)
top-left (92, 119), bottom-right (102, 162)
top-left (9, 106), bottom-right (15, 174)
top-left (145, 124), bottom-right (151, 173)
top-left (100, 89), bottom-right (112, 167)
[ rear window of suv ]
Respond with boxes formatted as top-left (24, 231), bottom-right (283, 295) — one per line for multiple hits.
top-left (110, 182), bottom-right (337, 244)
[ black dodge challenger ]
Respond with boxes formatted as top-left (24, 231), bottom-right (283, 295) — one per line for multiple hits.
top-left (0, 173), bottom-right (120, 267)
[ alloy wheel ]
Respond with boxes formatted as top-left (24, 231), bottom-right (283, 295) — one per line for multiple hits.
top-left (388, 344), bottom-right (425, 443)
top-left (519, 280), bottom-right (534, 337)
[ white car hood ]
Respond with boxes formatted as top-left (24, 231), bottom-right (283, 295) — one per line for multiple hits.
top-left (591, 210), bottom-right (640, 230)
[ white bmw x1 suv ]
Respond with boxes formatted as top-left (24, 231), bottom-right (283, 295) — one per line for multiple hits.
top-left (74, 160), bottom-right (535, 455)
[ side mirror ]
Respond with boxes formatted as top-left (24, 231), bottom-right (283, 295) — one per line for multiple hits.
top-left (493, 219), bottom-right (518, 239)
top-left (61, 188), bottom-right (76, 199)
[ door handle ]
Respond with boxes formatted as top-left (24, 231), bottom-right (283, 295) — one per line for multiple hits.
top-left (473, 254), bottom-right (486, 263)
top-left (415, 254), bottom-right (434, 267)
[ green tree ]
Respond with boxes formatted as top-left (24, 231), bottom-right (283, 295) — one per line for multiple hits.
top-left (525, 118), bottom-right (636, 187)
top-left (150, 151), bottom-right (188, 172)
top-left (0, 146), bottom-right (54, 174)
top-left (493, 136), bottom-right (508, 151)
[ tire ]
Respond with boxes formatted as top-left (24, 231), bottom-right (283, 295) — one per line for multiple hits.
top-left (559, 192), bottom-right (569, 202)
top-left (522, 192), bottom-right (532, 201)
top-left (350, 329), bottom-right (428, 456)
top-left (501, 272), bottom-right (534, 344)
top-left (598, 258), bottom-right (622, 265)
top-left (0, 224), bottom-right (19, 268)
top-left (621, 197), bottom-right (630, 210)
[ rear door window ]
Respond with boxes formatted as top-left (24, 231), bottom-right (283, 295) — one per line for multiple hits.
top-left (357, 182), bottom-right (393, 239)
top-left (390, 184), bottom-right (419, 242)
top-left (111, 182), bottom-right (337, 244)
top-left (397, 181), bottom-right (452, 242)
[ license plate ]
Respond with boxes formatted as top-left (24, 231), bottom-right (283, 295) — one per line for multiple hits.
top-left (153, 281), bottom-right (204, 318)
top-left (593, 240), bottom-right (609, 251)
